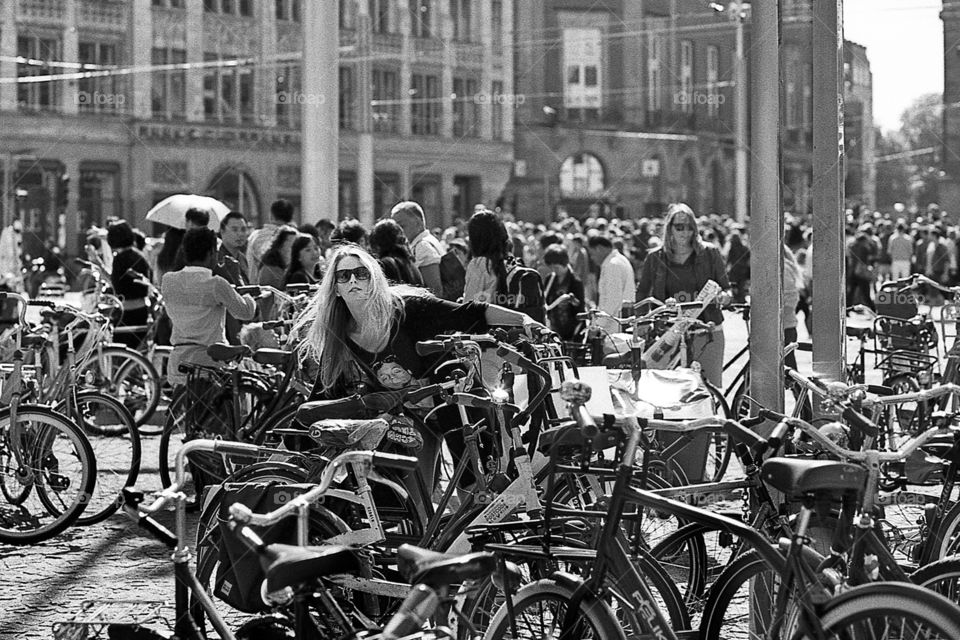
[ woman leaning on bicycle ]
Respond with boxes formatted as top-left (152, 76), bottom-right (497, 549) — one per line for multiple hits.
top-left (293, 242), bottom-right (546, 488)
top-left (635, 203), bottom-right (732, 387)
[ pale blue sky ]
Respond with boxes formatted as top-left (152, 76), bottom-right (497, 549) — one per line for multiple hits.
top-left (843, 0), bottom-right (942, 132)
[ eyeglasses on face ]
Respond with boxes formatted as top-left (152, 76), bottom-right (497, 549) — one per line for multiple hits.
top-left (334, 266), bottom-right (372, 284)
top-left (672, 223), bottom-right (694, 232)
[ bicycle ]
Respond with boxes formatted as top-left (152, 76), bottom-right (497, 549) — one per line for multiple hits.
top-left (0, 291), bottom-right (96, 544)
top-left (482, 380), bottom-right (960, 640)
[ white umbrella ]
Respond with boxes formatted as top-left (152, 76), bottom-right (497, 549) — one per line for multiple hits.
top-left (144, 194), bottom-right (230, 230)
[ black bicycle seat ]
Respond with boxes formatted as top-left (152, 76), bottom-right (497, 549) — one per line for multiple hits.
top-left (261, 544), bottom-right (360, 593)
top-left (253, 348), bottom-right (291, 367)
top-left (207, 343), bottom-right (252, 362)
top-left (761, 457), bottom-right (866, 497)
top-left (845, 325), bottom-right (873, 339)
top-left (397, 544), bottom-right (497, 586)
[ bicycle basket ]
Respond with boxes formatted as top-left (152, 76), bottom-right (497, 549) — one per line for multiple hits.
top-left (873, 315), bottom-right (939, 354)
top-left (875, 349), bottom-right (940, 379)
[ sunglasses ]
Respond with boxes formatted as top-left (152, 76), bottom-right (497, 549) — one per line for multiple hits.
top-left (672, 223), bottom-right (694, 231)
top-left (334, 266), bottom-right (372, 284)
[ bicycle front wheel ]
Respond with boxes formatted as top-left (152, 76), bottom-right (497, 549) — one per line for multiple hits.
top-left (63, 392), bottom-right (140, 525)
top-left (483, 579), bottom-right (627, 640)
top-left (813, 581), bottom-right (960, 639)
top-left (0, 405), bottom-right (96, 544)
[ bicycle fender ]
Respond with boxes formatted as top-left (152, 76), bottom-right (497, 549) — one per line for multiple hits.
top-left (550, 570), bottom-right (585, 591)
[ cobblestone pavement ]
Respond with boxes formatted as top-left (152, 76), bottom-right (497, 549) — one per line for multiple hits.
top-left (0, 433), bottom-right (184, 640)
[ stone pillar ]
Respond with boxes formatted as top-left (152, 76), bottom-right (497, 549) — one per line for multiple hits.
top-left (130, 0), bottom-right (153, 119)
top-left (61, 0), bottom-right (79, 115)
top-left (0, 0), bottom-right (17, 112)
top-left (440, 1), bottom-right (453, 139)
top-left (399, 3), bottom-right (412, 195)
top-left (301, 1), bottom-right (339, 222)
top-left (258, 0), bottom-right (278, 128)
top-left (62, 156), bottom-right (81, 258)
top-left (356, 3), bottom-right (375, 227)
top-left (502, 0), bottom-right (515, 144)
top-left (185, 0), bottom-right (204, 122)
top-left (479, 0), bottom-right (493, 140)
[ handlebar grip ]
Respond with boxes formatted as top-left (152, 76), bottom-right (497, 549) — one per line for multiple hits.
top-left (27, 300), bottom-right (56, 308)
top-left (739, 414), bottom-right (765, 429)
top-left (213, 441), bottom-right (263, 457)
top-left (496, 345), bottom-right (535, 370)
top-left (765, 420), bottom-right (791, 453)
top-left (371, 452), bottom-right (420, 471)
top-left (572, 404), bottom-right (598, 439)
top-left (236, 285), bottom-right (261, 295)
top-left (841, 406), bottom-right (878, 438)
top-left (415, 340), bottom-right (449, 356)
top-left (723, 420), bottom-right (766, 450)
top-left (449, 393), bottom-right (492, 409)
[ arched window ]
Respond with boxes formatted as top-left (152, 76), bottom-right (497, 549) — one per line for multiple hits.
top-left (559, 153), bottom-right (604, 196)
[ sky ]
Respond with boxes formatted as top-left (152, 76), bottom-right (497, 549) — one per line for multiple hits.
top-left (843, 0), bottom-right (943, 133)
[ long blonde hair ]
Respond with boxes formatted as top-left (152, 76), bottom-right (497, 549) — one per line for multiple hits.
top-left (294, 243), bottom-right (418, 394)
top-left (662, 203), bottom-right (703, 262)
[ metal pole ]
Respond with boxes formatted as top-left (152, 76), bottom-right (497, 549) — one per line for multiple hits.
top-left (734, 5), bottom-right (748, 222)
top-left (748, 0), bottom-right (783, 416)
top-left (302, 1), bottom-right (339, 221)
top-left (2, 155), bottom-right (10, 231)
top-left (811, 0), bottom-right (846, 390)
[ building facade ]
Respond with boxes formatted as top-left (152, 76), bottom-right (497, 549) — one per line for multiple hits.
top-left (506, 0), bottom-right (875, 222)
top-left (0, 0), bottom-right (515, 260)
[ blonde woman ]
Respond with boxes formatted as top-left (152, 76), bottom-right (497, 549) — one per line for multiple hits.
top-left (636, 203), bottom-right (731, 482)
top-left (293, 243), bottom-right (544, 489)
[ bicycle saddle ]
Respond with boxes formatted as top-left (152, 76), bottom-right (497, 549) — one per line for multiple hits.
top-left (207, 343), bottom-right (252, 362)
top-left (253, 348), bottom-right (290, 367)
top-left (21, 333), bottom-right (48, 349)
top-left (761, 457), bottom-right (866, 497)
top-left (260, 544), bottom-right (361, 593)
top-left (396, 544), bottom-right (497, 587)
top-left (845, 325), bottom-right (873, 339)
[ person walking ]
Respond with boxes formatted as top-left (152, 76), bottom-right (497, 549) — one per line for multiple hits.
top-left (391, 201), bottom-right (444, 296)
top-left (247, 199), bottom-right (295, 283)
top-left (888, 220), bottom-right (914, 280)
top-left (285, 233), bottom-right (323, 285)
top-left (586, 233), bottom-right (635, 335)
top-left (542, 244), bottom-right (585, 341)
top-left (369, 218), bottom-right (423, 286)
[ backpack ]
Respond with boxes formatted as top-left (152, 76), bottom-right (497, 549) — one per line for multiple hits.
top-left (503, 263), bottom-right (546, 323)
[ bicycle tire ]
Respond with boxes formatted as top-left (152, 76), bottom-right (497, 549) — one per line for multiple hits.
top-left (813, 581), bottom-right (960, 639)
top-left (698, 549), bottom-right (787, 640)
top-left (0, 405), bottom-right (97, 544)
top-left (926, 498), bottom-right (960, 560)
top-left (80, 346), bottom-right (162, 429)
top-left (483, 578), bottom-right (627, 640)
top-left (57, 392), bottom-right (140, 525)
top-left (910, 554), bottom-right (960, 605)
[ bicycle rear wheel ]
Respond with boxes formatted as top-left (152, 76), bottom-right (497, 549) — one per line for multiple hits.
top-left (483, 579), bottom-right (627, 640)
top-left (0, 405), bottom-right (96, 544)
top-left (80, 347), bottom-right (161, 429)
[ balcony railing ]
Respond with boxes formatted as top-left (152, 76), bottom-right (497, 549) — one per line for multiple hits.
top-left (79, 0), bottom-right (127, 29)
top-left (18, 0), bottom-right (65, 20)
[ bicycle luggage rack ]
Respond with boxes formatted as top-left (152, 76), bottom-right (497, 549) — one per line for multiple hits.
top-left (52, 600), bottom-right (167, 640)
top-left (875, 349), bottom-right (940, 380)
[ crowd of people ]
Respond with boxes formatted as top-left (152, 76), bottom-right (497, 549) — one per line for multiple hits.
top-left (87, 197), bottom-right (960, 404)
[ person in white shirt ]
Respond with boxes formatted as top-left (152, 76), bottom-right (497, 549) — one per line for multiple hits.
top-left (887, 220), bottom-right (914, 280)
top-left (162, 228), bottom-right (259, 386)
top-left (391, 201), bottom-right (444, 296)
top-left (585, 234), bottom-right (635, 335)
